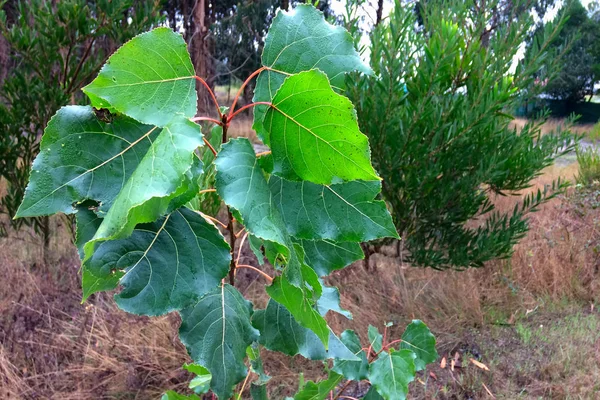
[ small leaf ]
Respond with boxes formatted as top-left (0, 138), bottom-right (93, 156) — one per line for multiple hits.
top-left (400, 320), bottom-right (438, 371)
top-left (82, 208), bottom-right (231, 315)
top-left (293, 371), bottom-right (343, 400)
top-left (253, 4), bottom-right (371, 141)
top-left (368, 350), bottom-right (417, 400)
top-left (247, 343), bottom-right (270, 385)
top-left (161, 391), bottom-right (201, 400)
top-left (75, 205), bottom-right (102, 259)
top-left (183, 363), bottom-right (211, 394)
top-left (179, 284), bottom-right (259, 400)
top-left (83, 27), bottom-right (197, 127)
top-left (271, 177), bottom-right (398, 242)
top-left (363, 386), bottom-right (384, 400)
top-left (265, 70), bottom-right (379, 185)
top-left (299, 239), bottom-right (363, 276)
top-left (83, 115), bottom-right (204, 261)
top-left (317, 284), bottom-right (352, 319)
top-left (16, 106), bottom-right (157, 218)
top-left (333, 330), bottom-right (369, 381)
top-left (368, 325), bottom-right (383, 353)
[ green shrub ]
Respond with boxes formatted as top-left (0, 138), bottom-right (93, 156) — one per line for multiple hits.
top-left (576, 145), bottom-right (600, 186)
top-left (348, 0), bottom-right (578, 270)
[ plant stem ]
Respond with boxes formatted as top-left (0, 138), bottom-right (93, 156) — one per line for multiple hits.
top-left (221, 120), bottom-right (237, 286)
top-left (192, 116), bottom-right (223, 125)
top-left (229, 66), bottom-right (266, 119)
top-left (333, 380), bottom-right (352, 400)
top-left (229, 101), bottom-right (272, 121)
top-left (203, 137), bottom-right (218, 156)
top-left (194, 75), bottom-right (222, 118)
top-left (237, 265), bottom-right (273, 283)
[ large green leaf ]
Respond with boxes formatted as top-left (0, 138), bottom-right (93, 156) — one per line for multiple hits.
top-left (83, 115), bottom-right (203, 260)
top-left (264, 70), bottom-right (379, 185)
top-left (83, 27), bottom-right (197, 127)
top-left (368, 325), bottom-right (383, 353)
top-left (400, 320), bottom-right (438, 371)
top-left (293, 371), bottom-right (343, 400)
top-left (253, 4), bottom-right (371, 142)
top-left (82, 208), bottom-right (231, 315)
top-left (332, 330), bottom-right (369, 381)
top-left (179, 284), bottom-right (259, 400)
top-left (367, 350), bottom-right (417, 400)
top-left (75, 205), bottom-right (102, 259)
top-left (271, 177), bottom-right (398, 242)
top-left (214, 138), bottom-right (302, 285)
top-left (299, 239), bottom-right (363, 277)
top-left (252, 300), bottom-right (357, 361)
top-left (16, 106), bottom-right (157, 218)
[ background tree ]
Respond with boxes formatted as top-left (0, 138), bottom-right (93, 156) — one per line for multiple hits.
top-left (348, 0), bottom-right (576, 269)
top-left (534, 0), bottom-right (600, 102)
top-left (0, 0), bottom-right (162, 243)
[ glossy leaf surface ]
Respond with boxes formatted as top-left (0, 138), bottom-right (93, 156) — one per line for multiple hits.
top-left (83, 27), bottom-right (197, 127)
top-left (265, 70), bottom-right (378, 184)
top-left (253, 4), bottom-right (371, 141)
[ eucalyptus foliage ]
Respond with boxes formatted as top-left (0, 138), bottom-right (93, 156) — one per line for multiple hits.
top-left (349, 0), bottom-right (577, 270)
top-left (16, 5), bottom-right (436, 399)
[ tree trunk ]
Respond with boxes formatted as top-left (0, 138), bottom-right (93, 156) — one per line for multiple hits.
top-left (191, 0), bottom-right (216, 115)
top-left (376, 0), bottom-right (384, 25)
top-left (281, 0), bottom-right (289, 11)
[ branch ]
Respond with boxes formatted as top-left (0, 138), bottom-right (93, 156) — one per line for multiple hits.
top-left (191, 116), bottom-right (223, 125)
top-left (194, 75), bottom-right (222, 118)
top-left (237, 264), bottom-right (273, 283)
top-left (229, 102), bottom-right (273, 121)
top-left (203, 137), bottom-right (218, 156)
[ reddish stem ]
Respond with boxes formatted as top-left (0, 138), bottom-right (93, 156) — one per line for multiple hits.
top-left (229, 66), bottom-right (267, 119)
top-left (191, 116), bottom-right (223, 125)
top-left (228, 102), bottom-right (273, 121)
top-left (203, 137), bottom-right (218, 156)
top-left (236, 264), bottom-right (273, 283)
top-left (194, 76), bottom-right (222, 118)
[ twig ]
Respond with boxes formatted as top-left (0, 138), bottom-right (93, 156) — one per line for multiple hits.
top-left (203, 137), bottom-right (218, 156)
top-left (236, 264), bottom-right (273, 283)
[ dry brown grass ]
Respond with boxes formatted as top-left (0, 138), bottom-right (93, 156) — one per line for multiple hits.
top-left (510, 117), bottom-right (596, 136)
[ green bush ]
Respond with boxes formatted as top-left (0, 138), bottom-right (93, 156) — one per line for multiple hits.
top-left (348, 0), bottom-right (577, 270)
top-left (576, 145), bottom-right (600, 186)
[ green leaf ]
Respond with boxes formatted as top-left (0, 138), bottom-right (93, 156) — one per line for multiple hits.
top-left (247, 343), bottom-right (271, 385)
top-left (82, 208), bottom-right (230, 315)
top-left (74, 205), bottom-right (102, 259)
top-left (367, 350), bottom-right (417, 400)
top-left (400, 320), bottom-right (438, 371)
top-left (214, 138), bottom-right (302, 286)
top-left (83, 115), bottom-right (204, 260)
top-left (332, 330), bottom-right (369, 381)
top-left (249, 235), bottom-right (266, 265)
top-left (266, 270), bottom-right (329, 347)
top-left (363, 386), bottom-right (384, 400)
top-left (299, 239), bottom-right (363, 277)
top-left (161, 391), bottom-right (201, 400)
top-left (368, 325), bottom-right (383, 353)
top-left (264, 70), bottom-right (379, 185)
top-left (179, 284), bottom-right (259, 400)
top-left (83, 27), bottom-right (196, 127)
top-left (253, 4), bottom-right (371, 142)
top-left (271, 177), bottom-right (398, 242)
top-left (251, 384), bottom-right (269, 400)
top-left (293, 371), bottom-right (343, 400)
top-left (183, 363), bottom-right (212, 394)
top-left (317, 284), bottom-right (352, 319)
top-left (16, 106), bottom-right (157, 218)
top-left (253, 300), bottom-right (357, 361)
